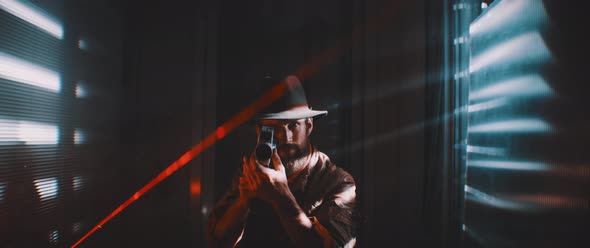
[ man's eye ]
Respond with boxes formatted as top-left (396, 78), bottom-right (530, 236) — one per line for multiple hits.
top-left (288, 122), bottom-right (298, 129)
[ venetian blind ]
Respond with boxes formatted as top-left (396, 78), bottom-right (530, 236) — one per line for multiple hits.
top-left (457, 0), bottom-right (589, 247)
top-left (0, 0), bottom-right (83, 246)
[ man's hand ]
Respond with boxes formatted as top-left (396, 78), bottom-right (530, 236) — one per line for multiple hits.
top-left (238, 155), bottom-right (256, 205)
top-left (238, 149), bottom-right (327, 247)
top-left (238, 149), bottom-right (290, 204)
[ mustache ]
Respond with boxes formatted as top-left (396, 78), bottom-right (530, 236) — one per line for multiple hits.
top-left (278, 144), bottom-right (299, 149)
top-left (277, 144), bottom-right (305, 161)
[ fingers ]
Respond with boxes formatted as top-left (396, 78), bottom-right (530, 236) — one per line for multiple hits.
top-left (238, 174), bottom-right (250, 189)
top-left (249, 152), bottom-right (263, 170)
top-left (271, 149), bottom-right (284, 172)
top-left (241, 156), bottom-right (258, 187)
top-left (241, 156), bottom-right (254, 183)
top-left (245, 151), bottom-right (281, 183)
top-left (243, 154), bottom-right (258, 174)
top-left (241, 155), bottom-right (248, 174)
top-left (246, 154), bottom-right (255, 170)
top-left (238, 175), bottom-right (255, 201)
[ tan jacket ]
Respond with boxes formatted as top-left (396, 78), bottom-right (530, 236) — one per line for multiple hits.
top-left (207, 148), bottom-right (357, 248)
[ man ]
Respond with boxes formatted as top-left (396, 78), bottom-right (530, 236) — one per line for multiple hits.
top-left (206, 75), bottom-right (357, 248)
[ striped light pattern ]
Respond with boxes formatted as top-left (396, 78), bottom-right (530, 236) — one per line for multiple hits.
top-left (0, 0), bottom-right (63, 39)
top-left (0, 119), bottom-right (59, 145)
top-left (0, 51), bottom-right (61, 92)
top-left (34, 177), bottom-right (58, 200)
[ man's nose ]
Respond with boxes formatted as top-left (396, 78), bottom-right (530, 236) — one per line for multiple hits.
top-left (276, 126), bottom-right (292, 144)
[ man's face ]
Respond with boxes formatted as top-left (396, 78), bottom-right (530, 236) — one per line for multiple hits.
top-left (256, 118), bottom-right (313, 162)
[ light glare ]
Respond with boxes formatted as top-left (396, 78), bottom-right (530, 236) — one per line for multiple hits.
top-left (470, 0), bottom-right (548, 38)
top-left (0, 51), bottom-right (61, 92)
top-left (465, 185), bottom-right (529, 210)
top-left (0, 0), bottom-right (63, 39)
top-left (469, 32), bottom-right (551, 73)
top-left (469, 75), bottom-right (553, 101)
top-left (78, 39), bottom-right (88, 50)
top-left (467, 160), bottom-right (550, 171)
top-left (73, 222), bottom-right (82, 233)
top-left (19, 121), bottom-right (59, 145)
top-left (34, 177), bottom-right (58, 200)
top-left (74, 128), bottom-right (85, 144)
top-left (468, 118), bottom-right (551, 133)
top-left (468, 98), bottom-right (509, 112)
top-left (0, 119), bottom-right (59, 145)
top-left (73, 175), bottom-right (84, 191)
top-left (0, 182), bottom-right (5, 202)
top-left (49, 229), bottom-right (59, 244)
top-left (466, 145), bottom-right (507, 156)
top-left (75, 81), bottom-right (87, 98)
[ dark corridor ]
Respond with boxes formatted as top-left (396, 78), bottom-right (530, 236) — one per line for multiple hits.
top-left (0, 0), bottom-right (588, 247)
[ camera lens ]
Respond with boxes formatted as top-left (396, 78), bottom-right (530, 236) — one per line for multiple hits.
top-left (255, 143), bottom-right (272, 162)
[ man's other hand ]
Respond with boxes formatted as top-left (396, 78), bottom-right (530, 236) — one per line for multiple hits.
top-left (238, 149), bottom-right (290, 204)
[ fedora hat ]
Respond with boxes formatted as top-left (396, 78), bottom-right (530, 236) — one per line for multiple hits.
top-left (254, 75), bottom-right (327, 120)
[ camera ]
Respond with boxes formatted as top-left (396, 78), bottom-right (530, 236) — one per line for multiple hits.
top-left (255, 125), bottom-right (277, 164)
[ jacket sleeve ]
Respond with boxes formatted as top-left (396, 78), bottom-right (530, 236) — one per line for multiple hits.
top-left (309, 169), bottom-right (357, 248)
top-left (205, 168), bottom-right (243, 248)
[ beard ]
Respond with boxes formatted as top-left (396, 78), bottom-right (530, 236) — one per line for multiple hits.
top-left (277, 143), bottom-right (310, 176)
top-left (278, 144), bottom-right (305, 161)
top-left (277, 144), bottom-right (310, 168)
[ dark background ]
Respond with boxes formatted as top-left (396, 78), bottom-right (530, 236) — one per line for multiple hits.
top-left (1, 0), bottom-right (588, 247)
top-left (78, 0), bottom-right (432, 247)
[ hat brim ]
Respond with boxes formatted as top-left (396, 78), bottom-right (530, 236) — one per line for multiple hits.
top-left (255, 108), bottom-right (328, 120)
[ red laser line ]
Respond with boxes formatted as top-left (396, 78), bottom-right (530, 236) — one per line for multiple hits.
top-left (71, 81), bottom-right (295, 248)
top-left (72, 2), bottom-right (404, 246)
top-left (72, 35), bottom-right (350, 248)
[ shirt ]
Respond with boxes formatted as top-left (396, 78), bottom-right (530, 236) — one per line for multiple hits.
top-left (206, 148), bottom-right (357, 248)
